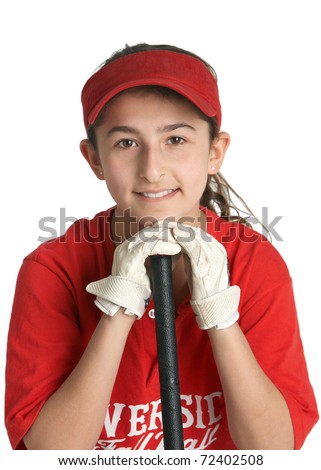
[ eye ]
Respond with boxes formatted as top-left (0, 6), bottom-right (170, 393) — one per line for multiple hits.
top-left (167, 136), bottom-right (185, 145)
top-left (116, 139), bottom-right (138, 149)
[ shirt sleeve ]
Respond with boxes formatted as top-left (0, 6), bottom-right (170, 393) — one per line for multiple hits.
top-left (5, 257), bottom-right (84, 449)
top-left (236, 241), bottom-right (319, 449)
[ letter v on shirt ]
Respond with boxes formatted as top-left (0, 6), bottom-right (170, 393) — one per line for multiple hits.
top-left (99, 392), bottom-right (223, 450)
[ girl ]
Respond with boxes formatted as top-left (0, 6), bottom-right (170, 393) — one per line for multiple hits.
top-left (5, 43), bottom-right (318, 450)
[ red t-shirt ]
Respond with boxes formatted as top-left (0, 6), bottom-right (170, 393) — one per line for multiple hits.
top-left (5, 207), bottom-right (319, 449)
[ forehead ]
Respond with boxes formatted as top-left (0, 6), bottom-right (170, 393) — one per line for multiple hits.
top-left (99, 86), bottom-right (208, 123)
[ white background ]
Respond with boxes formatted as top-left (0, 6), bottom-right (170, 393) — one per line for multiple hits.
top-left (0, 0), bottom-right (320, 458)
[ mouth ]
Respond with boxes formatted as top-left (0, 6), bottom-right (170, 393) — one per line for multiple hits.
top-left (136, 189), bottom-right (178, 199)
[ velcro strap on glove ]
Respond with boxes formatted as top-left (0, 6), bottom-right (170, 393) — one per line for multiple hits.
top-left (94, 298), bottom-right (122, 317)
top-left (86, 276), bottom-right (151, 319)
top-left (190, 285), bottom-right (241, 330)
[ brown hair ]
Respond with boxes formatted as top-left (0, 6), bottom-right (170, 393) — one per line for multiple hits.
top-left (86, 43), bottom-right (256, 226)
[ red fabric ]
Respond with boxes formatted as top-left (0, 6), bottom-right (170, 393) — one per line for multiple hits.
top-left (81, 50), bottom-right (221, 128)
top-left (5, 207), bottom-right (319, 449)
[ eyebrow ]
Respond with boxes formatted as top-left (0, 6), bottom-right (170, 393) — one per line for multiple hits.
top-left (160, 122), bottom-right (196, 133)
top-left (107, 122), bottom-right (196, 136)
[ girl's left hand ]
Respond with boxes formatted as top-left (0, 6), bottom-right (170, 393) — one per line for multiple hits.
top-left (170, 223), bottom-right (240, 330)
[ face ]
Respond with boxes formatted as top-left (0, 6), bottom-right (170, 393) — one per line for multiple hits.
top-left (81, 90), bottom-right (228, 238)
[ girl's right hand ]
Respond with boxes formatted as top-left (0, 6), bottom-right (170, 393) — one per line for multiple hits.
top-left (86, 224), bottom-right (181, 318)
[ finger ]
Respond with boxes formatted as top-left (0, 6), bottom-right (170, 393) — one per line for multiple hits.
top-left (171, 225), bottom-right (198, 256)
top-left (149, 240), bottom-right (181, 256)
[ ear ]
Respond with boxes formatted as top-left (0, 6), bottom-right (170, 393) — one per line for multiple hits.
top-left (208, 131), bottom-right (231, 175)
top-left (79, 139), bottom-right (104, 180)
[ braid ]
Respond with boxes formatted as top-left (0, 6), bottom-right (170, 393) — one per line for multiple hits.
top-left (201, 173), bottom-right (254, 227)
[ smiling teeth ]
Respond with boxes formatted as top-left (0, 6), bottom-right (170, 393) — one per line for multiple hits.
top-left (141, 190), bottom-right (175, 198)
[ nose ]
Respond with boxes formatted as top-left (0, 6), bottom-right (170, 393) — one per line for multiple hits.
top-left (138, 144), bottom-right (165, 183)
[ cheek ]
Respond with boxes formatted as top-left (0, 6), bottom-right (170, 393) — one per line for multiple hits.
top-left (102, 158), bottom-right (137, 204)
top-left (186, 157), bottom-right (210, 196)
top-left (102, 155), bottom-right (127, 180)
top-left (102, 162), bottom-right (125, 193)
top-left (183, 155), bottom-right (209, 182)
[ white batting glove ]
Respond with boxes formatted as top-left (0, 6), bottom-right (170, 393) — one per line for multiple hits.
top-left (171, 223), bottom-right (240, 330)
top-left (86, 224), bottom-right (181, 318)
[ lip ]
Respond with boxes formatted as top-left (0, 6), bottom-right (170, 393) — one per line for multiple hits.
top-left (135, 189), bottom-right (179, 201)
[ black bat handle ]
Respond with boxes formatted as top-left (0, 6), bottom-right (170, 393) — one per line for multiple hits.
top-left (150, 255), bottom-right (184, 450)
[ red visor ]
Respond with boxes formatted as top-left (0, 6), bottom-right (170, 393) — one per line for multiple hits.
top-left (81, 50), bottom-right (221, 129)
